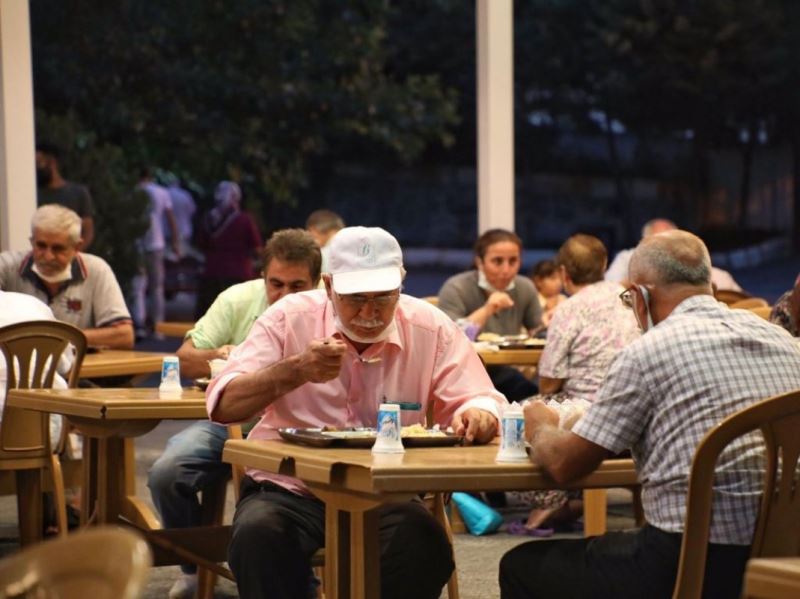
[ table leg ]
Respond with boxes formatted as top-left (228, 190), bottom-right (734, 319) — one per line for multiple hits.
top-left (16, 469), bottom-right (42, 546)
top-left (324, 503), bottom-right (350, 599)
top-left (583, 489), bottom-right (608, 536)
top-left (350, 507), bottom-right (380, 599)
top-left (96, 437), bottom-right (125, 525)
top-left (81, 436), bottom-right (98, 525)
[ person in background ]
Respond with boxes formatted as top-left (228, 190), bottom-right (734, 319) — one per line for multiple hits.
top-left (208, 226), bottom-right (504, 599)
top-left (530, 259), bottom-right (566, 328)
top-left (148, 229), bottom-right (320, 599)
top-left (508, 235), bottom-right (639, 536)
top-left (438, 228), bottom-right (542, 401)
top-left (0, 205), bottom-right (133, 349)
top-left (305, 208), bottom-right (345, 274)
top-left (130, 167), bottom-right (180, 339)
top-left (163, 173), bottom-right (199, 261)
top-left (195, 181), bottom-right (262, 319)
top-left (605, 218), bottom-right (743, 292)
top-left (769, 273), bottom-right (800, 337)
top-left (35, 142), bottom-right (95, 250)
top-left (500, 230), bottom-right (800, 599)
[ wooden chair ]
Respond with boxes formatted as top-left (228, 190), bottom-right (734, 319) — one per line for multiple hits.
top-left (672, 388), bottom-right (800, 599)
top-left (730, 298), bottom-right (769, 310)
top-left (423, 295), bottom-right (440, 306)
top-left (748, 306), bottom-right (773, 321)
top-left (714, 289), bottom-right (751, 305)
top-left (743, 557), bottom-right (800, 598)
top-left (0, 526), bottom-right (151, 598)
top-left (0, 320), bottom-right (86, 544)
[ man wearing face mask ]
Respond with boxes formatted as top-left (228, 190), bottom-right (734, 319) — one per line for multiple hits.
top-left (499, 230), bottom-right (800, 599)
top-left (0, 205), bottom-right (133, 349)
top-left (207, 226), bottom-right (505, 599)
top-left (438, 228), bottom-right (542, 401)
top-left (35, 143), bottom-right (95, 250)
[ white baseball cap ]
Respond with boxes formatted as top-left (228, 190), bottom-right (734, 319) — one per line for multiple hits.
top-left (328, 226), bottom-right (403, 294)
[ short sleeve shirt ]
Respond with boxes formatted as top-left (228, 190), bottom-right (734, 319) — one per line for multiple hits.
top-left (0, 251), bottom-right (131, 330)
top-left (573, 295), bottom-right (800, 544)
top-left (437, 271), bottom-right (542, 335)
top-left (187, 279), bottom-right (268, 349)
top-left (138, 182), bottom-right (173, 251)
top-left (38, 182), bottom-right (95, 218)
top-left (539, 280), bottom-right (639, 401)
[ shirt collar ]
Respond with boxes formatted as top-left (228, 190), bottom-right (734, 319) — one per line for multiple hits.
top-left (20, 252), bottom-right (87, 295)
top-left (670, 293), bottom-right (719, 316)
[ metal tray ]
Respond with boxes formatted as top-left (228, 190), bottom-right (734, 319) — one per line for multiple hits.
top-left (278, 427), bottom-right (464, 448)
top-left (193, 377), bottom-right (211, 390)
top-left (497, 339), bottom-right (546, 350)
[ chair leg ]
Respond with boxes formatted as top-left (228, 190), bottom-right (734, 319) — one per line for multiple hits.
top-left (195, 481), bottom-right (228, 599)
top-left (432, 493), bottom-right (460, 599)
top-left (48, 454), bottom-right (69, 537)
top-left (631, 485), bottom-right (645, 527)
top-left (16, 470), bottom-right (43, 546)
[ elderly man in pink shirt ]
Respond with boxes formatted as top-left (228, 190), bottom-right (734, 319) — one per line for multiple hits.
top-left (207, 226), bottom-right (505, 599)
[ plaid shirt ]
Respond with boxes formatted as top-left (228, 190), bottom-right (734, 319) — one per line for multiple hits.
top-left (573, 294), bottom-right (800, 544)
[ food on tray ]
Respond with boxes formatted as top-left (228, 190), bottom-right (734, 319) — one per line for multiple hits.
top-left (476, 332), bottom-right (504, 343)
top-left (400, 424), bottom-right (446, 438)
top-left (319, 424), bottom-right (446, 439)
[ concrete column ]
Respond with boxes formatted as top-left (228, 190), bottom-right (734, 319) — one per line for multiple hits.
top-left (0, 0), bottom-right (36, 251)
top-left (476, 0), bottom-right (515, 233)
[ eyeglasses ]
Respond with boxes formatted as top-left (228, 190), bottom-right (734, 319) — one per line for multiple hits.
top-left (336, 292), bottom-right (400, 309)
top-left (619, 287), bottom-right (634, 309)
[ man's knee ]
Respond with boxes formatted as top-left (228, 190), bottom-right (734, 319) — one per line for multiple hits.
top-left (147, 451), bottom-right (178, 495)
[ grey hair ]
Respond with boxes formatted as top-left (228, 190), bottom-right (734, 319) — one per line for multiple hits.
top-left (31, 204), bottom-right (82, 244)
top-left (629, 230), bottom-right (711, 286)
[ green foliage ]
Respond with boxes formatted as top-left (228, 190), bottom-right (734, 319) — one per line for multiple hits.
top-left (34, 110), bottom-right (149, 294)
top-left (30, 0), bottom-right (459, 208)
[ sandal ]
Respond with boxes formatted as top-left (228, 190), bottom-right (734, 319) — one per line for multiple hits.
top-left (507, 520), bottom-right (555, 537)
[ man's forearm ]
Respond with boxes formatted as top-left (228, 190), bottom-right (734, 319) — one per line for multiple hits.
top-left (177, 344), bottom-right (219, 378)
top-left (211, 353), bottom-right (308, 423)
top-left (530, 425), bottom-right (609, 485)
top-left (84, 323), bottom-right (134, 349)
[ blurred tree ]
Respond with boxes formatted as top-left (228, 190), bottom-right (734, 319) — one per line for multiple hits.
top-left (34, 110), bottom-right (148, 294)
top-left (30, 0), bottom-right (458, 214)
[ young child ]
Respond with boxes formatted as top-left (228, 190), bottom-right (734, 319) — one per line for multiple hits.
top-left (530, 259), bottom-right (566, 327)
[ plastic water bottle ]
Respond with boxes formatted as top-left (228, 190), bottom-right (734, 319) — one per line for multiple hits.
top-left (372, 403), bottom-right (405, 454)
top-left (159, 356), bottom-right (183, 398)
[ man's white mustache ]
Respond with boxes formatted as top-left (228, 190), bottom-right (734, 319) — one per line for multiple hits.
top-left (351, 318), bottom-right (384, 328)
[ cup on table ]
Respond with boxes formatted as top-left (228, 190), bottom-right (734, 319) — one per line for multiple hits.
top-left (208, 358), bottom-right (227, 378)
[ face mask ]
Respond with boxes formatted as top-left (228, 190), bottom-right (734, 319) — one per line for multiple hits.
top-left (32, 263), bottom-right (72, 284)
top-left (334, 314), bottom-right (397, 344)
top-left (636, 285), bottom-right (655, 332)
top-left (36, 167), bottom-right (53, 187)
top-left (477, 267), bottom-right (515, 293)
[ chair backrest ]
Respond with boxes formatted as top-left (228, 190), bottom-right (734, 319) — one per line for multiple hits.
top-left (0, 320), bottom-right (87, 457)
top-left (730, 298), bottom-right (769, 310)
top-left (748, 306), bottom-right (772, 321)
top-left (0, 526), bottom-right (151, 598)
top-left (423, 296), bottom-right (440, 306)
top-left (672, 389), bottom-right (800, 599)
top-left (715, 289), bottom-right (752, 305)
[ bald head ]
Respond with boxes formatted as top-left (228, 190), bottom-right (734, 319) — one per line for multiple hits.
top-left (629, 230), bottom-right (712, 289)
top-left (641, 218), bottom-right (676, 239)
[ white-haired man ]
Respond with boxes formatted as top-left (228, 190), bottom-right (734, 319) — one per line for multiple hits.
top-left (207, 226), bottom-right (505, 599)
top-left (500, 230), bottom-right (800, 598)
top-left (0, 205), bottom-right (133, 349)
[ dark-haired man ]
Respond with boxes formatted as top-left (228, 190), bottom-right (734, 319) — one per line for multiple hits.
top-left (36, 142), bottom-right (95, 249)
top-left (148, 228), bottom-right (321, 599)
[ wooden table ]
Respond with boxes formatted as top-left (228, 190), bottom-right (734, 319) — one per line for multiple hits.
top-left (155, 321), bottom-right (194, 338)
top-left (223, 439), bottom-right (637, 599)
top-left (477, 347), bottom-right (542, 366)
top-left (6, 387), bottom-right (207, 531)
top-left (744, 558), bottom-right (800, 598)
top-left (80, 349), bottom-right (170, 379)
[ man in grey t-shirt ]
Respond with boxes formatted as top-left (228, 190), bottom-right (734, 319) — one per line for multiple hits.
top-left (438, 229), bottom-right (541, 401)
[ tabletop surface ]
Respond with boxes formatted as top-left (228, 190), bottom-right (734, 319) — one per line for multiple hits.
top-left (80, 349), bottom-right (170, 378)
top-left (223, 438), bottom-right (637, 494)
top-left (7, 387), bottom-right (207, 420)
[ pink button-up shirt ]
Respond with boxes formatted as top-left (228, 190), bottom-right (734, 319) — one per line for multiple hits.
top-left (207, 289), bottom-right (505, 492)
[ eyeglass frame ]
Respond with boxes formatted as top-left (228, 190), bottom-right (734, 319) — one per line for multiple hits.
top-left (335, 290), bottom-right (401, 309)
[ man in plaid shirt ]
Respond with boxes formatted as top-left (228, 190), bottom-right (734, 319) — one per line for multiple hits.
top-left (500, 230), bottom-right (800, 599)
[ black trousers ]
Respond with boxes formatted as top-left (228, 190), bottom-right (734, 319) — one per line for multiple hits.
top-left (229, 477), bottom-right (454, 599)
top-left (499, 524), bottom-right (751, 599)
top-left (487, 365), bottom-right (538, 402)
